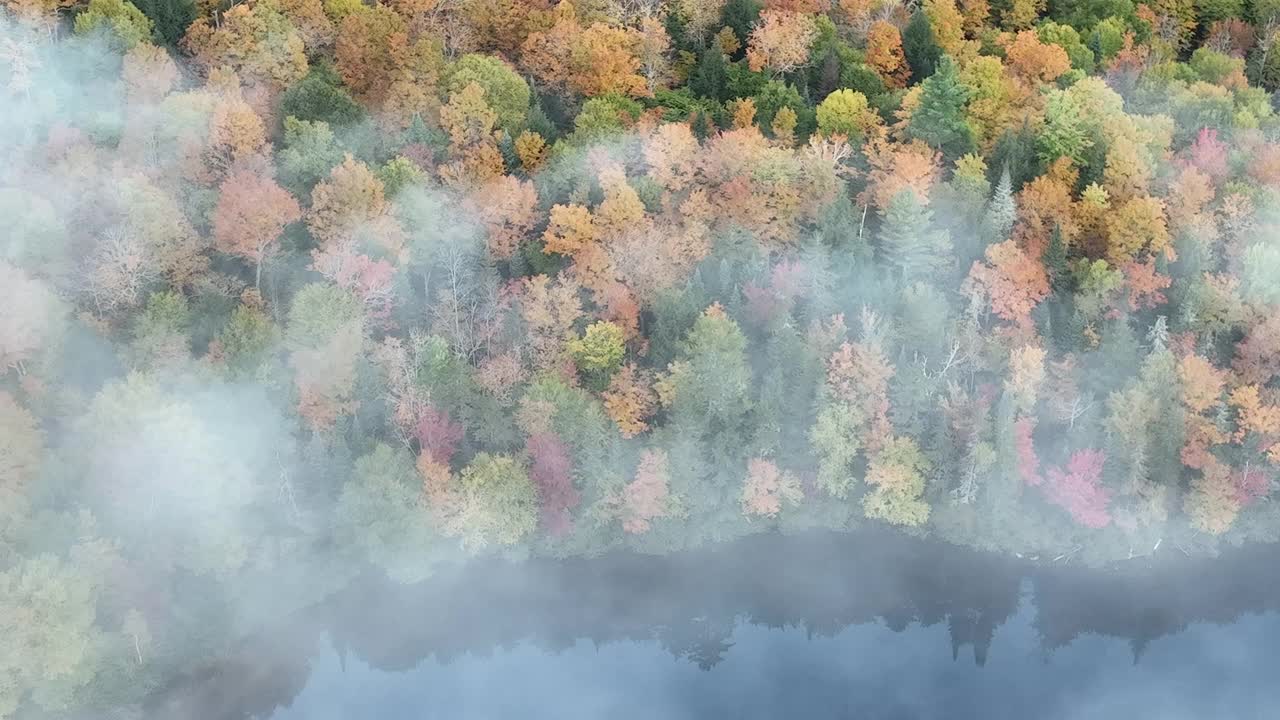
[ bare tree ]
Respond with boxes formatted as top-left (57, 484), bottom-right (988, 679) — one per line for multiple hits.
top-left (82, 227), bottom-right (159, 315)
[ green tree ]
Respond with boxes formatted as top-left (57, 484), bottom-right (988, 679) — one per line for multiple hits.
top-left (1194, 0), bottom-right (1244, 31)
top-left (569, 321), bottom-right (627, 389)
top-left (815, 88), bottom-right (872, 141)
top-left (131, 0), bottom-right (194, 45)
top-left (811, 396), bottom-right (864, 499)
top-left (902, 10), bottom-right (941, 80)
top-left (1090, 17), bottom-right (1128, 61)
top-left (277, 117), bottom-right (345, 196)
top-left (280, 63), bottom-right (364, 128)
top-left (752, 80), bottom-right (814, 138)
top-left (0, 190), bottom-right (68, 279)
top-left (452, 453), bottom-right (539, 550)
top-left (1052, 0), bottom-right (1137, 30)
top-left (1037, 20), bottom-right (1095, 72)
top-left (663, 305), bottom-right (754, 459)
top-left (690, 48), bottom-right (729, 101)
top-left (878, 189), bottom-right (954, 282)
top-left (1038, 88), bottom-right (1094, 166)
top-left (130, 290), bottom-right (190, 365)
top-left (568, 94), bottom-right (643, 145)
top-left (0, 552), bottom-right (108, 718)
top-left (721, 0), bottom-right (763, 54)
top-left (1255, 0), bottom-right (1280, 23)
top-left (78, 373), bottom-right (259, 576)
top-left (1252, 33), bottom-right (1280, 90)
top-left (74, 0), bottom-right (153, 51)
top-left (335, 444), bottom-right (437, 582)
top-left (906, 55), bottom-right (974, 160)
top-left (988, 122), bottom-right (1038, 191)
top-left (377, 156), bottom-right (425, 197)
top-left (447, 54), bottom-right (531, 133)
top-left (984, 164), bottom-right (1017, 242)
top-left (285, 283), bottom-right (363, 349)
top-left (218, 304), bottom-right (279, 378)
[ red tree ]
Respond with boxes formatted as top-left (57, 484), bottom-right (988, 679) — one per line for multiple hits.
top-left (1234, 465), bottom-right (1270, 507)
top-left (1043, 449), bottom-right (1112, 528)
top-left (416, 405), bottom-right (464, 464)
top-left (1184, 127), bottom-right (1229, 184)
top-left (525, 432), bottom-right (579, 536)
top-left (212, 167), bottom-right (301, 289)
top-left (310, 241), bottom-right (399, 328)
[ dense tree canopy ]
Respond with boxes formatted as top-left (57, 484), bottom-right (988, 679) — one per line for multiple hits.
top-left (4, 0), bottom-right (1280, 711)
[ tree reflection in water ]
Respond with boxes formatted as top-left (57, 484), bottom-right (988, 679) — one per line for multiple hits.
top-left (148, 530), bottom-right (1280, 719)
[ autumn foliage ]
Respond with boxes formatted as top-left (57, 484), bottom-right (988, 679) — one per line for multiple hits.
top-left (12, 0), bottom-right (1280, 709)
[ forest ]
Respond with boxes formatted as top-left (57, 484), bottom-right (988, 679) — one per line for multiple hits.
top-left (3, 0), bottom-right (1280, 714)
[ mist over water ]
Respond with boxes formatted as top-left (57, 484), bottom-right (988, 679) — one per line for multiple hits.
top-left (273, 609), bottom-right (1279, 720)
top-left (7, 0), bottom-right (1280, 716)
top-left (142, 530), bottom-right (1280, 720)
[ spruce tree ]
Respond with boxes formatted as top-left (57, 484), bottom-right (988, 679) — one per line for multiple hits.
top-left (984, 164), bottom-right (1017, 243)
top-left (902, 11), bottom-right (941, 81)
top-left (988, 123), bottom-right (1037, 191)
top-left (906, 56), bottom-right (974, 160)
top-left (878, 189), bottom-right (953, 282)
top-left (690, 48), bottom-right (729, 102)
top-left (132, 0), bottom-right (194, 45)
top-left (1043, 225), bottom-right (1070, 293)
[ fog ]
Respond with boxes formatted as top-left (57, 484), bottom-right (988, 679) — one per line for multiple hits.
top-left (3, 3), bottom-right (1280, 719)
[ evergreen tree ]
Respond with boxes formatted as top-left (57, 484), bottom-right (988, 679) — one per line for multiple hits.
top-left (690, 49), bottom-right (729, 102)
top-left (988, 122), bottom-right (1037, 191)
top-left (131, 0), bottom-right (194, 45)
top-left (664, 4), bottom-right (691, 51)
top-left (690, 110), bottom-right (713, 140)
top-left (878, 189), bottom-right (953, 282)
top-left (902, 11), bottom-right (941, 81)
top-left (817, 190), bottom-right (872, 258)
top-left (1043, 225), bottom-right (1070, 293)
top-left (983, 164), bottom-right (1017, 243)
top-left (906, 56), bottom-right (974, 160)
top-left (721, 0), bottom-right (763, 58)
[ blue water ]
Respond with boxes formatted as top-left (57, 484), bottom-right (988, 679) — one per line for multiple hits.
top-left (271, 588), bottom-right (1280, 720)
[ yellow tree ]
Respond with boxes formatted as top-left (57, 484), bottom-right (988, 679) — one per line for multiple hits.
top-left (182, 0), bottom-right (308, 89)
top-left (863, 436), bottom-right (931, 527)
top-left (865, 20), bottom-right (910, 88)
top-left (520, 1), bottom-right (649, 97)
top-left (1105, 196), bottom-right (1172, 265)
top-left (745, 10), bottom-right (817, 75)
top-left (307, 154), bottom-right (406, 260)
top-left (334, 3), bottom-right (408, 103)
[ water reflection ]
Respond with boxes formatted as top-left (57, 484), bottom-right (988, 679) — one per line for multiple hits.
top-left (150, 530), bottom-right (1280, 719)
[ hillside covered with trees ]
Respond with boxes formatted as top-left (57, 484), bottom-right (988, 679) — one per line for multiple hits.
top-left (4, 0), bottom-right (1280, 714)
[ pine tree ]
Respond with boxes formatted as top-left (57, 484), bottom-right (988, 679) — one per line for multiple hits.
top-left (906, 55), bottom-right (974, 160)
top-left (879, 189), bottom-right (953, 282)
top-left (691, 49), bottom-right (729, 102)
top-left (1043, 224), bottom-right (1069, 293)
top-left (132, 0), bottom-right (194, 45)
top-left (985, 163), bottom-right (1017, 243)
top-left (902, 11), bottom-right (942, 80)
top-left (988, 123), bottom-right (1037, 191)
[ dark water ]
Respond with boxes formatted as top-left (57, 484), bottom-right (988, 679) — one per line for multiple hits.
top-left (156, 531), bottom-right (1280, 720)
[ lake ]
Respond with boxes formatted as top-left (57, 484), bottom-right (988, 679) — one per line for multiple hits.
top-left (152, 530), bottom-right (1280, 720)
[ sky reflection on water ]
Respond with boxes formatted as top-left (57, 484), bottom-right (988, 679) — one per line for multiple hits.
top-left (272, 585), bottom-right (1279, 720)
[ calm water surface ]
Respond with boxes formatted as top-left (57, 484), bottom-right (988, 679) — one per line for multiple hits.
top-left (160, 531), bottom-right (1280, 720)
